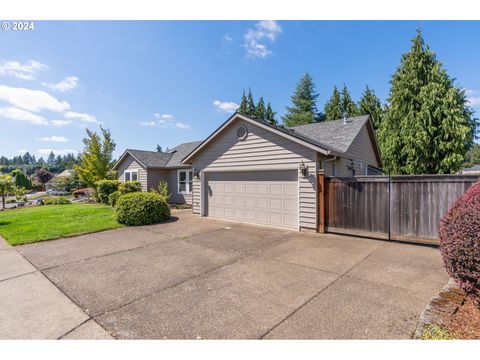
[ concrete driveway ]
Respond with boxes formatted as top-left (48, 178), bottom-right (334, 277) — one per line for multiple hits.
top-left (10, 210), bottom-right (448, 339)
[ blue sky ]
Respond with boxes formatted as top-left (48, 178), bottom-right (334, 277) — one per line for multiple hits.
top-left (0, 20), bottom-right (479, 159)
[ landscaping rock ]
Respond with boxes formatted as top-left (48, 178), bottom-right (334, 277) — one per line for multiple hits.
top-left (413, 279), bottom-right (466, 339)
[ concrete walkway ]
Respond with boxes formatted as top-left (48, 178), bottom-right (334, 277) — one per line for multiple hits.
top-left (0, 236), bottom-right (113, 339)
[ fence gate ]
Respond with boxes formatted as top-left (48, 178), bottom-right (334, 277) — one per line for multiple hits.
top-left (318, 173), bottom-right (479, 245)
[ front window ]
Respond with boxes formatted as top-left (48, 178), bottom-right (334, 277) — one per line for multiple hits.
top-left (178, 170), bottom-right (193, 193)
top-left (124, 171), bottom-right (138, 182)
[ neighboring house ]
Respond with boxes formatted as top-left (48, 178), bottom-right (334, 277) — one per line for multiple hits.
top-left (459, 164), bottom-right (480, 175)
top-left (45, 169), bottom-right (73, 191)
top-left (113, 141), bottom-right (202, 204)
top-left (182, 113), bottom-right (381, 232)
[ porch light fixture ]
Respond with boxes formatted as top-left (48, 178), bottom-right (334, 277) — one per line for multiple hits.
top-left (193, 168), bottom-right (199, 178)
top-left (299, 161), bottom-right (309, 178)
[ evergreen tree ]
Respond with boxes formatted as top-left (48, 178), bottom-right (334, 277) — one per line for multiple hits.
top-left (282, 72), bottom-right (320, 127)
top-left (378, 29), bottom-right (478, 175)
top-left (75, 127), bottom-right (117, 187)
top-left (463, 143), bottom-right (480, 168)
top-left (255, 96), bottom-right (266, 121)
top-left (324, 86), bottom-right (342, 121)
top-left (238, 90), bottom-right (248, 115)
top-left (47, 151), bottom-right (55, 166)
top-left (246, 89), bottom-right (256, 116)
top-left (265, 102), bottom-right (277, 125)
top-left (358, 85), bottom-right (384, 130)
top-left (340, 84), bottom-right (359, 118)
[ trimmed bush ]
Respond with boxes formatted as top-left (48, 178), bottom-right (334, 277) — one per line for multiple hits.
top-left (118, 180), bottom-right (142, 195)
top-left (108, 190), bottom-right (120, 207)
top-left (95, 180), bottom-right (120, 204)
top-left (114, 192), bottom-right (170, 226)
top-left (439, 181), bottom-right (480, 305)
top-left (44, 196), bottom-right (71, 205)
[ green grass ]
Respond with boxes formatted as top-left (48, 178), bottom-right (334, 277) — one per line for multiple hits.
top-left (0, 203), bottom-right (123, 246)
top-left (420, 325), bottom-right (458, 340)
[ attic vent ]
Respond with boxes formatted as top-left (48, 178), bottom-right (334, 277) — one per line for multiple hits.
top-left (236, 125), bottom-right (248, 140)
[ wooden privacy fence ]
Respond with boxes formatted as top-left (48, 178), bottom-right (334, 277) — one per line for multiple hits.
top-left (318, 174), bottom-right (479, 245)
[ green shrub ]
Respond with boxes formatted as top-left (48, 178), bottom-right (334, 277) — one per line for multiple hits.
top-left (95, 179), bottom-right (120, 203)
top-left (149, 180), bottom-right (170, 203)
top-left (114, 192), bottom-right (170, 226)
top-left (44, 196), bottom-right (71, 205)
top-left (108, 190), bottom-right (120, 207)
top-left (119, 180), bottom-right (142, 195)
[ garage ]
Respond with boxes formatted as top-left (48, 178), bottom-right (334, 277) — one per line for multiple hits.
top-left (205, 170), bottom-right (299, 229)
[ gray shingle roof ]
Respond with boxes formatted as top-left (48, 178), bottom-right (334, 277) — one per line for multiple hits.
top-left (166, 140), bottom-right (203, 167)
top-left (123, 140), bottom-right (202, 169)
top-left (288, 115), bottom-right (370, 153)
top-left (126, 149), bottom-right (172, 168)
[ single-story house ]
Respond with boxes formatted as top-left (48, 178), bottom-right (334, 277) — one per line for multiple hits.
top-left (181, 113), bottom-right (382, 232)
top-left (45, 169), bottom-right (73, 191)
top-left (459, 164), bottom-right (480, 175)
top-left (113, 141), bottom-right (202, 204)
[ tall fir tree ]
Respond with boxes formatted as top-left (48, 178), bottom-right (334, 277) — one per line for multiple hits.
top-left (378, 29), bottom-right (478, 175)
top-left (324, 86), bottom-right (342, 121)
top-left (265, 102), bottom-right (277, 125)
top-left (246, 89), bottom-right (256, 116)
top-left (238, 90), bottom-right (248, 115)
top-left (282, 72), bottom-right (321, 127)
top-left (340, 84), bottom-right (359, 118)
top-left (255, 96), bottom-right (266, 121)
top-left (47, 151), bottom-right (56, 166)
top-left (358, 85), bottom-right (383, 130)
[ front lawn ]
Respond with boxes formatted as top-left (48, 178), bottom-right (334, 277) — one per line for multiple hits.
top-left (0, 203), bottom-right (123, 246)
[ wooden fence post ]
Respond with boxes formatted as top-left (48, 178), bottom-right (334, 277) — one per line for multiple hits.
top-left (318, 170), bottom-right (325, 233)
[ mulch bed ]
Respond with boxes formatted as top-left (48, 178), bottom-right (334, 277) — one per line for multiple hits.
top-left (415, 279), bottom-right (480, 339)
top-left (447, 296), bottom-right (480, 339)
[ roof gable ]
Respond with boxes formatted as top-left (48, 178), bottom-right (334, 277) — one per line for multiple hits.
top-left (182, 113), bottom-right (340, 164)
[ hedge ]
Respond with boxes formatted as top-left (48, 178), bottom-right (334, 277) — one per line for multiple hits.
top-left (114, 192), bottom-right (170, 226)
top-left (118, 181), bottom-right (142, 195)
top-left (439, 181), bottom-right (480, 305)
top-left (95, 180), bottom-right (120, 204)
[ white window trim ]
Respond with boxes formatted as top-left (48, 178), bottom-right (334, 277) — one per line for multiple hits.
top-left (177, 169), bottom-right (193, 194)
top-left (124, 170), bottom-right (138, 182)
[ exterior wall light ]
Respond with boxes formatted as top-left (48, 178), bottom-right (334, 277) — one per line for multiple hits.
top-left (193, 168), bottom-right (199, 178)
top-left (299, 161), bottom-right (309, 178)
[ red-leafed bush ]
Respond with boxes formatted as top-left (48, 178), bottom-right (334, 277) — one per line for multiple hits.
top-left (73, 188), bottom-right (93, 198)
top-left (439, 181), bottom-right (480, 306)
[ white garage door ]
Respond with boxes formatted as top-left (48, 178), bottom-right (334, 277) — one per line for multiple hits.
top-left (205, 170), bottom-right (298, 229)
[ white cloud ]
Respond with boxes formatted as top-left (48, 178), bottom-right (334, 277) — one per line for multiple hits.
top-left (244, 21), bottom-right (282, 58)
top-left (224, 35), bottom-right (233, 42)
top-left (0, 85), bottom-right (70, 113)
top-left (50, 120), bottom-right (73, 127)
top-left (17, 149), bottom-right (28, 154)
top-left (466, 89), bottom-right (480, 107)
top-left (176, 122), bottom-right (191, 129)
top-left (37, 148), bottom-right (78, 156)
top-left (0, 60), bottom-right (48, 80)
top-left (0, 106), bottom-right (49, 125)
top-left (139, 121), bottom-right (157, 127)
top-left (213, 100), bottom-right (239, 113)
top-left (64, 111), bottom-right (98, 123)
top-left (36, 135), bottom-right (68, 143)
top-left (140, 113), bottom-right (190, 129)
top-left (42, 76), bottom-right (79, 92)
top-left (154, 113), bottom-right (174, 120)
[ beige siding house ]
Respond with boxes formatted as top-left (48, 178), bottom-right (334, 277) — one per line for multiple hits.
top-left (182, 113), bottom-right (381, 232)
top-left (113, 141), bottom-right (202, 204)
